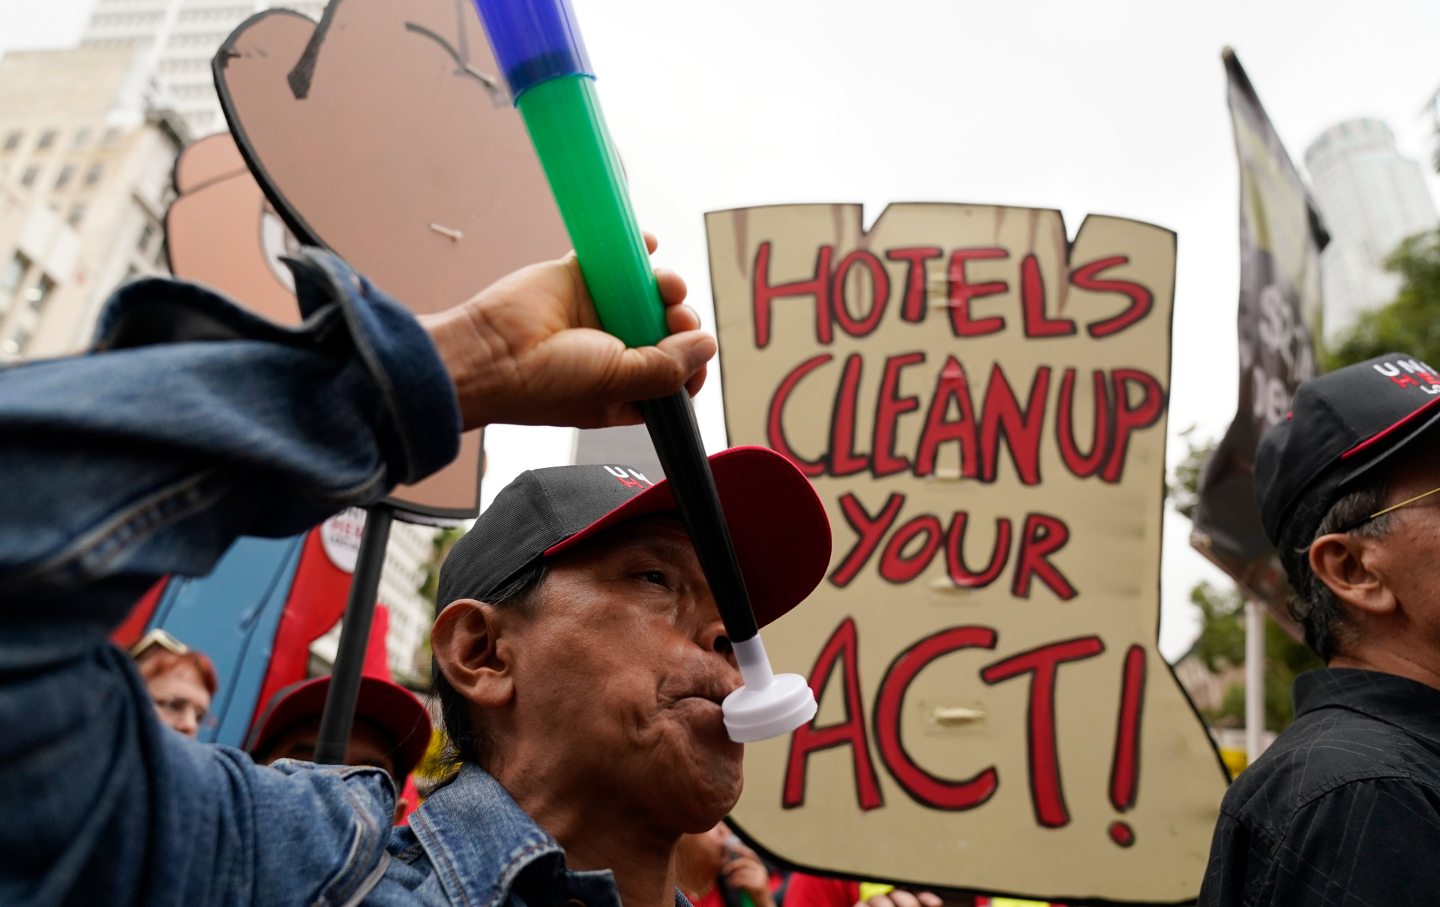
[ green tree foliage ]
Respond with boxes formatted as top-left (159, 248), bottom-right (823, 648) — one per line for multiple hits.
top-left (411, 526), bottom-right (466, 685)
top-left (1189, 580), bottom-right (1320, 729)
top-left (1173, 434), bottom-right (1320, 732)
top-left (1168, 426), bottom-right (1214, 523)
top-left (1188, 581), bottom-right (1246, 674)
top-left (1324, 228), bottom-right (1440, 369)
top-left (418, 526), bottom-right (465, 605)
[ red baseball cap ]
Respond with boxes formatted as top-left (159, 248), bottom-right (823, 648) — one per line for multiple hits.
top-left (245, 675), bottom-right (432, 779)
top-left (1256, 352), bottom-right (1440, 556)
top-left (435, 446), bottom-right (832, 626)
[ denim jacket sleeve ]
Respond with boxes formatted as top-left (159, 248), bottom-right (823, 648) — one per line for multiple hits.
top-left (0, 248), bottom-right (459, 611)
top-left (0, 249), bottom-right (460, 906)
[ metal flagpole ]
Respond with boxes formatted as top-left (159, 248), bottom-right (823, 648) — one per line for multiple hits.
top-left (1244, 599), bottom-right (1265, 763)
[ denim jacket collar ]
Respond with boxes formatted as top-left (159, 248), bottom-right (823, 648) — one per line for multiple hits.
top-left (409, 763), bottom-right (567, 907)
top-left (407, 763), bottom-right (690, 907)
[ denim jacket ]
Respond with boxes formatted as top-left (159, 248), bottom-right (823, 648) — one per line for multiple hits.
top-left (381, 764), bottom-right (641, 907)
top-left (0, 251), bottom-right (665, 907)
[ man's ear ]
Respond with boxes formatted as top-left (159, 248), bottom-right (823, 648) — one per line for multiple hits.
top-left (431, 600), bottom-right (516, 709)
top-left (1309, 533), bottom-right (1396, 618)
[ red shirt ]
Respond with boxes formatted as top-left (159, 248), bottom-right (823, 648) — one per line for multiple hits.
top-left (784, 873), bottom-right (862, 907)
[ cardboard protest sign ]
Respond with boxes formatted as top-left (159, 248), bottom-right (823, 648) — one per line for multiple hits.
top-left (707, 203), bottom-right (1227, 904)
top-left (212, 0), bottom-right (568, 520)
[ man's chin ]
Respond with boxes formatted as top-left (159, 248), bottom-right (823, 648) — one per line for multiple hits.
top-left (644, 741), bottom-right (743, 833)
top-left (673, 775), bottom-right (743, 833)
top-left (685, 732), bottom-right (745, 808)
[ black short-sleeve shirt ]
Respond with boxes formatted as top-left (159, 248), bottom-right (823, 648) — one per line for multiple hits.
top-left (1200, 668), bottom-right (1440, 906)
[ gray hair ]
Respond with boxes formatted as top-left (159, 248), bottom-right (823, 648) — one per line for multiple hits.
top-left (1284, 478), bottom-right (1393, 662)
top-left (427, 560), bottom-right (548, 789)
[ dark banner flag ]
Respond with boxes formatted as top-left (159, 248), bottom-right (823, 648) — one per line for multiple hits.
top-left (1191, 49), bottom-right (1329, 605)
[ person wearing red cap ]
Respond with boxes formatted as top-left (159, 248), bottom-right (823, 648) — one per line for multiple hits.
top-left (1201, 353), bottom-right (1440, 905)
top-left (419, 449), bottom-right (830, 907)
top-left (247, 675), bottom-right (432, 822)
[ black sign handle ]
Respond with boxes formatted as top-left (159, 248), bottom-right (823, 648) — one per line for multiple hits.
top-left (314, 504), bottom-right (393, 765)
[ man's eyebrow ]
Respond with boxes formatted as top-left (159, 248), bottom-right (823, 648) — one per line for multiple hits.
top-left (606, 529), bottom-right (695, 564)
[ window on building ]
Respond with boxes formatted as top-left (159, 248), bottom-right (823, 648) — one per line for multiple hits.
top-left (84, 163), bottom-right (104, 187)
top-left (72, 128), bottom-right (91, 151)
top-left (2, 131), bottom-right (21, 152)
top-left (36, 129), bottom-right (57, 151)
top-left (137, 222), bottom-right (155, 254)
top-left (53, 165), bottom-right (75, 190)
top-left (19, 166), bottom-right (39, 188)
top-left (1, 252), bottom-right (29, 314)
top-left (67, 204), bottom-right (86, 228)
top-left (100, 127), bottom-right (120, 148)
top-left (25, 274), bottom-right (55, 317)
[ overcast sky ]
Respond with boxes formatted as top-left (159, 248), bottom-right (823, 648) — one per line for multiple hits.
top-left (5, 0), bottom-right (1440, 659)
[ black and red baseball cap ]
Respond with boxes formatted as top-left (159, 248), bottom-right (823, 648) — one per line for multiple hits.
top-left (436, 446), bottom-right (831, 626)
top-left (1256, 352), bottom-right (1440, 556)
top-left (245, 675), bottom-right (432, 779)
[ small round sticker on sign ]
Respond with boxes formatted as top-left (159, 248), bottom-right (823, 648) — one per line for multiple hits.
top-left (321, 508), bottom-right (367, 574)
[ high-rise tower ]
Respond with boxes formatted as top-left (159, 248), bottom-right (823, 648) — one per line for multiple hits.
top-left (80, 0), bottom-right (327, 137)
top-left (1304, 118), bottom-right (1439, 341)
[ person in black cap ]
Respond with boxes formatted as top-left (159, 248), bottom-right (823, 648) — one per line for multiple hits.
top-left (1201, 353), bottom-right (1440, 905)
top-left (418, 447), bottom-right (830, 907)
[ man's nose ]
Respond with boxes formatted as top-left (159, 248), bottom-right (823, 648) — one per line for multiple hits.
top-left (698, 617), bottom-right (734, 659)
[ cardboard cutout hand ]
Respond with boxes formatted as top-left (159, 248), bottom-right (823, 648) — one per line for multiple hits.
top-left (165, 132), bottom-right (301, 325)
top-left (212, 0), bottom-right (569, 518)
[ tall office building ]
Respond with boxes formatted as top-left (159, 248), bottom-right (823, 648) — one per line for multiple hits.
top-left (1304, 118), bottom-right (1439, 341)
top-left (1429, 86), bottom-right (1440, 176)
top-left (2, 22), bottom-right (438, 684)
top-left (377, 520), bottom-right (441, 682)
top-left (0, 46), bottom-right (184, 362)
top-left (573, 425), bottom-right (666, 481)
top-left (81, 0), bottom-right (327, 138)
top-left (311, 515), bottom-right (441, 685)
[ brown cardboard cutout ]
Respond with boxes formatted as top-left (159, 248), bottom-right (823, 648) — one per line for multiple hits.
top-left (165, 133), bottom-right (301, 326)
top-left (707, 203), bottom-right (1227, 904)
top-left (211, 0), bottom-right (568, 519)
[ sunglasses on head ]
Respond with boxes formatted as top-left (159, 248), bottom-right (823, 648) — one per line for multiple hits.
top-left (128, 627), bottom-right (192, 660)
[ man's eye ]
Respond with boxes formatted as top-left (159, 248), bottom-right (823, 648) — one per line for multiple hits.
top-left (637, 570), bottom-right (670, 588)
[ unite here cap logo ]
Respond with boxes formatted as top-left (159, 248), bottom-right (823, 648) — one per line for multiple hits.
top-left (1373, 357), bottom-right (1440, 395)
top-left (603, 466), bottom-right (654, 490)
